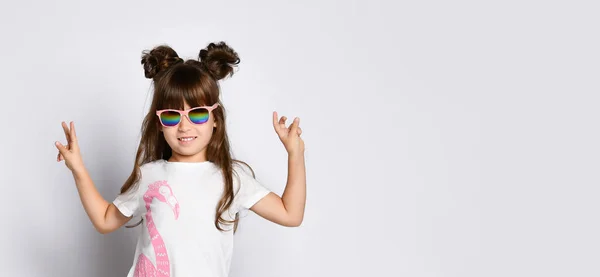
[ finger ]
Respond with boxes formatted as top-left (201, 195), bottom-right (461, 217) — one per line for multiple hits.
top-left (297, 127), bottom-right (302, 136)
top-left (55, 141), bottom-right (69, 157)
top-left (57, 148), bottom-right (66, 160)
top-left (290, 117), bottom-right (300, 135)
top-left (70, 121), bottom-right (79, 149)
top-left (273, 111), bottom-right (281, 133)
top-left (272, 111), bottom-right (279, 129)
top-left (61, 122), bottom-right (71, 144)
top-left (279, 116), bottom-right (287, 127)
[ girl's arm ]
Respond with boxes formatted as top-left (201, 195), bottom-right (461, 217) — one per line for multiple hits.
top-left (250, 112), bottom-right (306, 227)
top-left (56, 121), bottom-right (132, 234)
top-left (251, 152), bottom-right (306, 227)
top-left (71, 167), bottom-right (133, 234)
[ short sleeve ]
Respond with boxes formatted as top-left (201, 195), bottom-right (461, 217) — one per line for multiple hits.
top-left (232, 163), bottom-right (271, 213)
top-left (113, 183), bottom-right (144, 218)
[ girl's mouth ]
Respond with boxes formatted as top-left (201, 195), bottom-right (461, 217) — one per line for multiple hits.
top-left (178, 136), bottom-right (197, 143)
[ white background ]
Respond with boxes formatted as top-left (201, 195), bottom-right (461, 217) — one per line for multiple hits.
top-left (1, 0), bottom-right (598, 276)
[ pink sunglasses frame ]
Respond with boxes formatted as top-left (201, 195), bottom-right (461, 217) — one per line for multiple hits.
top-left (156, 103), bottom-right (220, 127)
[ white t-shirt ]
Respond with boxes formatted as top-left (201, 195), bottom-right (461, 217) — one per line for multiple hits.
top-left (112, 159), bottom-right (271, 277)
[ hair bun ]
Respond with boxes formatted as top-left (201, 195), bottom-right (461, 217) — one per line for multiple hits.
top-left (199, 42), bottom-right (240, 80)
top-left (141, 45), bottom-right (182, 79)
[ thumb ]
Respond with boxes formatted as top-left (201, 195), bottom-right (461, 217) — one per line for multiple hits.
top-left (55, 141), bottom-right (70, 157)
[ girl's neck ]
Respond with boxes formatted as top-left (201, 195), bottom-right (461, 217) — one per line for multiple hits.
top-left (168, 153), bottom-right (208, 163)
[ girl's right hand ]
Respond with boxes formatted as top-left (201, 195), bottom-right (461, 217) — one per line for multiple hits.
top-left (55, 121), bottom-right (85, 173)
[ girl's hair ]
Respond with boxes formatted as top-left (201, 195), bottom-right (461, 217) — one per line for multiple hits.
top-left (121, 41), bottom-right (252, 233)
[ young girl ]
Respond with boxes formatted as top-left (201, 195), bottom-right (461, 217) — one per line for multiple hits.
top-left (54, 41), bottom-right (306, 277)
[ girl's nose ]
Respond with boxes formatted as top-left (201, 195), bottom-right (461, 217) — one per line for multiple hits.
top-left (178, 115), bottom-right (193, 130)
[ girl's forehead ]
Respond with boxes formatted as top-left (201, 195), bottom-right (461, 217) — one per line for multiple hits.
top-left (182, 100), bottom-right (208, 109)
top-left (161, 98), bottom-right (207, 110)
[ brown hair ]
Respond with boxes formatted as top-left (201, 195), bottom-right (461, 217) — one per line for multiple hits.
top-left (121, 41), bottom-right (252, 232)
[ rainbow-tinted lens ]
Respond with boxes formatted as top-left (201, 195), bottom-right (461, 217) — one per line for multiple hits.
top-left (160, 111), bottom-right (182, 126)
top-left (188, 108), bottom-right (210, 124)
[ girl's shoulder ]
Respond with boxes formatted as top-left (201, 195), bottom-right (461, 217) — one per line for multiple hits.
top-left (232, 160), bottom-right (253, 174)
top-left (136, 160), bottom-right (170, 185)
top-left (231, 161), bottom-right (259, 187)
top-left (140, 159), bottom-right (167, 171)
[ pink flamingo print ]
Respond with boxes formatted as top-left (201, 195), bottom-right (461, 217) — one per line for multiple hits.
top-left (134, 180), bottom-right (180, 277)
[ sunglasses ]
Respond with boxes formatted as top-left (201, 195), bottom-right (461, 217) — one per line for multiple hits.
top-left (156, 103), bottom-right (219, 127)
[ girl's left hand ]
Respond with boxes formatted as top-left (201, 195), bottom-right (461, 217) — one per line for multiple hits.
top-left (273, 111), bottom-right (305, 155)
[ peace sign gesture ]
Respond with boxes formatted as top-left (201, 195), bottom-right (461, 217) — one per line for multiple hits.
top-left (55, 121), bottom-right (85, 173)
top-left (273, 111), bottom-right (305, 156)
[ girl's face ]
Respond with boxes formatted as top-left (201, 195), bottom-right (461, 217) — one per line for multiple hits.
top-left (160, 101), bottom-right (217, 163)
